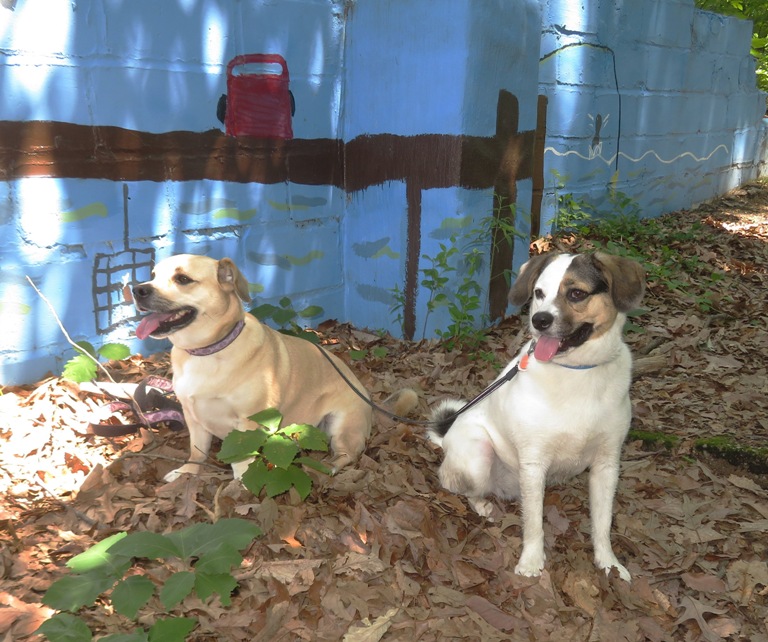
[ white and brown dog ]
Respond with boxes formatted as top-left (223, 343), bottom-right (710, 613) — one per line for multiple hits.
top-left (132, 254), bottom-right (415, 482)
top-left (429, 252), bottom-right (645, 581)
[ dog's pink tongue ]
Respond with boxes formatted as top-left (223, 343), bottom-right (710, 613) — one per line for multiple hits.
top-left (533, 336), bottom-right (561, 362)
top-left (136, 313), bottom-right (172, 340)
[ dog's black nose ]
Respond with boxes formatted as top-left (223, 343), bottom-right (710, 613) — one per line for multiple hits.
top-left (532, 311), bottom-right (554, 331)
top-left (132, 284), bottom-right (153, 301)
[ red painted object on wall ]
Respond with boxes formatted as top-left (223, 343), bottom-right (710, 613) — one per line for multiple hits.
top-left (224, 54), bottom-right (293, 139)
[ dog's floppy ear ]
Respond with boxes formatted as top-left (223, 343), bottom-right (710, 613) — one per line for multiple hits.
top-left (217, 258), bottom-right (251, 303)
top-left (591, 252), bottom-right (645, 312)
top-left (508, 252), bottom-right (560, 306)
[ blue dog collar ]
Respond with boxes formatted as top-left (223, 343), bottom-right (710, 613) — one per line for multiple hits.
top-left (555, 362), bottom-right (597, 370)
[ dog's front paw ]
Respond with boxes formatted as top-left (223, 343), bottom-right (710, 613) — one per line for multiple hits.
top-left (330, 453), bottom-right (354, 475)
top-left (612, 564), bottom-right (632, 582)
top-left (468, 497), bottom-right (495, 519)
top-left (515, 550), bottom-right (546, 577)
top-left (163, 464), bottom-right (199, 483)
top-left (598, 557), bottom-right (631, 582)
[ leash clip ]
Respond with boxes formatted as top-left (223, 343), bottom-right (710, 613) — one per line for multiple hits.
top-left (519, 341), bottom-right (536, 371)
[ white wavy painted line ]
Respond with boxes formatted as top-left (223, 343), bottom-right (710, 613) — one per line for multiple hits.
top-left (544, 144), bottom-right (730, 165)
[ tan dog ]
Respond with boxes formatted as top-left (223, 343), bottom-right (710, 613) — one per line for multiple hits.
top-left (132, 254), bottom-right (414, 482)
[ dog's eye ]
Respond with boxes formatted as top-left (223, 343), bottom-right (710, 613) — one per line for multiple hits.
top-left (534, 288), bottom-right (545, 300)
top-left (567, 289), bottom-right (588, 302)
top-left (174, 274), bottom-right (194, 286)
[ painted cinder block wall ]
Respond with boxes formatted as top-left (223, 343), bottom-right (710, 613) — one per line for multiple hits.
top-left (341, 0), bottom-right (541, 339)
top-left (0, 0), bottom-right (765, 385)
top-left (0, 0), bottom-right (543, 384)
top-left (0, 0), bottom-right (351, 384)
top-left (537, 0), bottom-right (767, 229)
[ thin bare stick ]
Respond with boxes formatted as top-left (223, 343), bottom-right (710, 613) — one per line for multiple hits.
top-left (25, 276), bottom-right (158, 429)
top-left (26, 276), bottom-right (120, 385)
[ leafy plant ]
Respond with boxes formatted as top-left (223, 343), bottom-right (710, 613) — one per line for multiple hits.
top-left (487, 198), bottom-right (526, 289)
top-left (349, 346), bottom-right (389, 361)
top-left (36, 518), bottom-right (261, 642)
top-left (550, 170), bottom-right (596, 233)
top-left (62, 340), bottom-right (131, 383)
top-left (250, 297), bottom-right (323, 342)
top-left (549, 186), bottom-right (732, 313)
top-left (551, 170), bottom-right (644, 235)
top-left (389, 207), bottom-right (523, 351)
top-left (388, 283), bottom-right (407, 336)
top-left (695, 0), bottom-right (768, 92)
top-left (555, 191), bottom-right (596, 233)
top-left (218, 408), bottom-right (331, 500)
top-left (419, 241), bottom-right (458, 338)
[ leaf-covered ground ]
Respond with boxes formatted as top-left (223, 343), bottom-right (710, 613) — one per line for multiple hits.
top-left (1, 182), bottom-right (767, 641)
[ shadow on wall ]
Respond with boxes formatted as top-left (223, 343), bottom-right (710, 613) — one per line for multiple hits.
top-left (0, 88), bottom-right (547, 341)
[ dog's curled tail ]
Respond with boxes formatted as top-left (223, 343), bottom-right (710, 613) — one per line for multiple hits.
top-left (427, 399), bottom-right (464, 446)
top-left (376, 388), bottom-right (420, 428)
top-left (387, 388), bottom-right (419, 416)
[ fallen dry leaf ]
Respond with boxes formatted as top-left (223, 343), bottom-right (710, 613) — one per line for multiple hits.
top-left (342, 607), bottom-right (398, 642)
top-left (673, 595), bottom-right (729, 642)
top-left (726, 559), bottom-right (768, 605)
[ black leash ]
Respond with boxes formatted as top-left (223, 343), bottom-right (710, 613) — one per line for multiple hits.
top-left (313, 342), bottom-right (533, 427)
top-left (85, 339), bottom-right (528, 435)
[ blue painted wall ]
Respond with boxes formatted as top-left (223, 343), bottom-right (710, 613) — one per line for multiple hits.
top-left (0, 0), bottom-right (765, 385)
top-left (1, 0), bottom-right (351, 383)
top-left (341, 0), bottom-right (540, 337)
top-left (538, 0), bottom-right (768, 229)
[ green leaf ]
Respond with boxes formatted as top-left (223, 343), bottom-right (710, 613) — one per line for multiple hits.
top-left (147, 617), bottom-right (197, 642)
top-left (249, 303), bottom-right (279, 321)
top-left (298, 305), bottom-right (324, 318)
top-left (163, 523), bottom-right (214, 560)
top-left (67, 532), bottom-right (129, 574)
top-left (99, 634), bottom-right (148, 642)
top-left (35, 612), bottom-right (93, 642)
top-left (248, 408), bottom-right (283, 431)
top-left (243, 461), bottom-right (299, 498)
top-left (97, 343), bottom-right (131, 361)
top-left (293, 328), bottom-right (320, 343)
top-left (283, 465), bottom-right (312, 500)
top-left (217, 429), bottom-right (268, 464)
top-left (75, 341), bottom-right (97, 359)
top-left (263, 466), bottom-right (297, 498)
top-left (111, 575), bottom-right (155, 619)
top-left (62, 354), bottom-right (98, 383)
top-left (43, 571), bottom-right (118, 612)
top-left (206, 518), bottom-right (262, 550)
top-left (194, 543), bottom-right (243, 575)
top-left (241, 459), bottom-right (269, 496)
top-left (348, 349), bottom-right (366, 361)
top-left (295, 455), bottom-right (332, 475)
top-left (159, 571), bottom-right (196, 609)
top-left (372, 346), bottom-right (389, 359)
top-left (278, 296), bottom-right (293, 308)
top-left (194, 572), bottom-right (239, 606)
top-left (108, 531), bottom-right (181, 560)
top-left (272, 307), bottom-right (297, 326)
top-left (165, 519), bottom-right (260, 559)
top-left (283, 423), bottom-right (329, 452)
top-left (262, 434), bottom-right (299, 468)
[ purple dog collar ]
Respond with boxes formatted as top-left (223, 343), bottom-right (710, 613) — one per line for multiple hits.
top-left (185, 319), bottom-right (245, 356)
